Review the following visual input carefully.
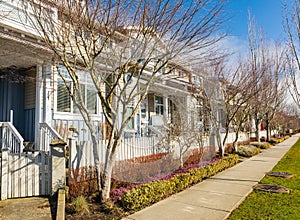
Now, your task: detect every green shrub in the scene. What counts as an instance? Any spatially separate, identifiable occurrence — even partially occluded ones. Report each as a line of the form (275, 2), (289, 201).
(121, 154), (239, 211)
(250, 142), (271, 149)
(237, 145), (261, 157)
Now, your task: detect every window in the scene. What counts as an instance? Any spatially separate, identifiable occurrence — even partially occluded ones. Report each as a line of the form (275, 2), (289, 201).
(74, 84), (97, 114)
(86, 85), (97, 113)
(155, 96), (164, 115)
(57, 80), (71, 112)
(56, 66), (98, 114)
(141, 98), (147, 119)
(126, 106), (134, 130)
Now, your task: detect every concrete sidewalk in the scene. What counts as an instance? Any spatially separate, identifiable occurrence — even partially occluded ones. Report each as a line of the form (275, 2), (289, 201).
(124, 134), (300, 220)
(0, 197), (53, 220)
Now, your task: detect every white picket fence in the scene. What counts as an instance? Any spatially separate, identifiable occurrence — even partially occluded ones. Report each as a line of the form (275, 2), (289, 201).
(68, 131), (253, 172)
(0, 150), (51, 200)
(220, 132), (249, 144)
(68, 136), (163, 170)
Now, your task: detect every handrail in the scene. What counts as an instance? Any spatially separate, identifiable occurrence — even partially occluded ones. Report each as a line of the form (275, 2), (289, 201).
(40, 122), (62, 139)
(39, 122), (64, 151)
(0, 122), (24, 154)
(147, 125), (167, 137)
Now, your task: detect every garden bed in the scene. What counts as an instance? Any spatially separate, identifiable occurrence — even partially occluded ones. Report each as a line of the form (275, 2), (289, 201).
(65, 154), (239, 219)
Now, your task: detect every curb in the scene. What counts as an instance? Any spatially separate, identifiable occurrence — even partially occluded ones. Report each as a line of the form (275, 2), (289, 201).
(56, 189), (65, 220)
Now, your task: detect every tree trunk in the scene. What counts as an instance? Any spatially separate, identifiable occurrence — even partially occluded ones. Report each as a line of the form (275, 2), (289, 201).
(255, 119), (260, 142)
(81, 118), (102, 196)
(91, 136), (102, 195)
(101, 135), (121, 200)
(233, 131), (239, 152)
(101, 154), (115, 200)
(222, 127), (229, 149)
(216, 129), (224, 157)
(179, 144), (184, 168)
(266, 118), (269, 142)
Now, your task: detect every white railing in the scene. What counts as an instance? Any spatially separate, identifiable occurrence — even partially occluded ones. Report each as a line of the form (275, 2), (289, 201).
(147, 125), (167, 137)
(39, 122), (63, 151)
(0, 0), (57, 38)
(0, 122), (24, 154)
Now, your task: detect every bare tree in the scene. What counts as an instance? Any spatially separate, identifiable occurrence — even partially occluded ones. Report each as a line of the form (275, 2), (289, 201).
(284, 0), (300, 109)
(243, 14), (288, 142)
(261, 44), (287, 141)
(24, 0), (226, 200)
(191, 72), (226, 157)
(272, 103), (300, 134)
(214, 58), (259, 152)
(251, 43), (287, 141)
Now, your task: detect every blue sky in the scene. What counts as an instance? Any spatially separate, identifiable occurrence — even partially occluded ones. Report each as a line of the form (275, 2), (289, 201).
(220, 0), (292, 64)
(224, 0), (290, 41)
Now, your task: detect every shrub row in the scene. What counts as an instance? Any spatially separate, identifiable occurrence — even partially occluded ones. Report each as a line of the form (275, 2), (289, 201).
(268, 135), (290, 144)
(237, 145), (261, 157)
(250, 142), (272, 149)
(269, 138), (284, 144)
(120, 154), (239, 211)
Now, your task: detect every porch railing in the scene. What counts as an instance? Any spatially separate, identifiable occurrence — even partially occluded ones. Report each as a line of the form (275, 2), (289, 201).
(0, 1), (57, 39)
(147, 125), (168, 137)
(0, 122), (24, 154)
(39, 122), (63, 151)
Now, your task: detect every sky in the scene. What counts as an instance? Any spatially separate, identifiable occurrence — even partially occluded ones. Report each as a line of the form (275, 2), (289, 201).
(224, 0), (290, 41)
(220, 0), (293, 66)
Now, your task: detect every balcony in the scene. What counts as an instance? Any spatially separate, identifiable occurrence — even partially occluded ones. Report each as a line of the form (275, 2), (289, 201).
(0, 0), (57, 39)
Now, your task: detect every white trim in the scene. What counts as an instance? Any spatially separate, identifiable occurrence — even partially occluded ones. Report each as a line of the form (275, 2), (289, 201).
(53, 67), (101, 118)
(53, 112), (102, 121)
(43, 62), (53, 124)
(35, 65), (43, 146)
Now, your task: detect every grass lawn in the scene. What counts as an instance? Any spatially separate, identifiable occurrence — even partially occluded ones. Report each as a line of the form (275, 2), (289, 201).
(228, 138), (300, 219)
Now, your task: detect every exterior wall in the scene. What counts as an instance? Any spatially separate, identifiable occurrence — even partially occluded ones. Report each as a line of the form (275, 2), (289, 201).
(51, 66), (103, 141)
(24, 68), (37, 141)
(0, 77), (26, 138)
(0, 75), (37, 142)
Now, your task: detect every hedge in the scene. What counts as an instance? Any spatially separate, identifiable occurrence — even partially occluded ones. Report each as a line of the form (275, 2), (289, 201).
(121, 154), (239, 211)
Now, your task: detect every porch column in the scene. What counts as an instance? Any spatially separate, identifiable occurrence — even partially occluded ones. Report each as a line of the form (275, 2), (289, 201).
(35, 64), (43, 148)
(163, 96), (169, 123)
(42, 62), (53, 125)
(186, 95), (192, 127)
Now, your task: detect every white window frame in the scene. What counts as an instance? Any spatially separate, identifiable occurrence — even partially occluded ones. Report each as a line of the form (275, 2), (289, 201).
(53, 67), (101, 120)
(155, 95), (164, 116)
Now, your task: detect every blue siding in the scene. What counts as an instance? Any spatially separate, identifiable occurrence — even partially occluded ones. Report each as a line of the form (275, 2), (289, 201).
(24, 108), (35, 141)
(0, 78), (35, 141)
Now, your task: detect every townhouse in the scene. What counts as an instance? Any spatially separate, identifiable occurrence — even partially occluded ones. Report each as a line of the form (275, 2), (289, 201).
(0, 0), (226, 154)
